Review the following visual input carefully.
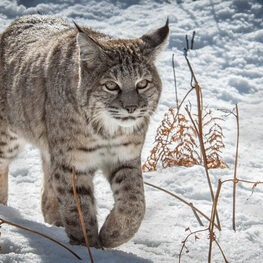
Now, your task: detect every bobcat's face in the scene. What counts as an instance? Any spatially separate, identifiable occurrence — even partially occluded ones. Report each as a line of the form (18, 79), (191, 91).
(77, 20), (169, 134)
(95, 58), (162, 129)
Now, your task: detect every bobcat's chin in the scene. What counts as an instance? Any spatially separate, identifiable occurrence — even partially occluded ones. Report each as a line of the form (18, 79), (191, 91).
(104, 113), (146, 134)
(113, 116), (141, 128)
(105, 108), (147, 129)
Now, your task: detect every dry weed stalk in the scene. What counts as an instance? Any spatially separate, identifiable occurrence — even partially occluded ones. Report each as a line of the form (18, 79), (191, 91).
(179, 227), (208, 263)
(183, 72), (221, 230)
(72, 167), (95, 263)
(0, 217), (81, 260)
(207, 179), (225, 262)
(232, 104), (239, 231)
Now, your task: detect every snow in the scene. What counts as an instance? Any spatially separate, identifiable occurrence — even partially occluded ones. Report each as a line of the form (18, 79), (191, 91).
(0, 0), (263, 262)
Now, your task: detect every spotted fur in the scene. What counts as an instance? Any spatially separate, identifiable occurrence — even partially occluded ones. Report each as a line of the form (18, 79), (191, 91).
(0, 15), (169, 248)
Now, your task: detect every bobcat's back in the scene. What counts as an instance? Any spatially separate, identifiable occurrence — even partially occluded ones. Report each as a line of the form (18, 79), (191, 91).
(0, 16), (80, 144)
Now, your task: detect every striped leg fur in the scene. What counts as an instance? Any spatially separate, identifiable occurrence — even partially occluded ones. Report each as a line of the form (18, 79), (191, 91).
(41, 155), (63, 226)
(0, 128), (22, 205)
(100, 161), (145, 248)
(50, 162), (100, 247)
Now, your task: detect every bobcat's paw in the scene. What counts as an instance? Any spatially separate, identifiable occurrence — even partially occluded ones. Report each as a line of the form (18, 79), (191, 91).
(99, 205), (144, 248)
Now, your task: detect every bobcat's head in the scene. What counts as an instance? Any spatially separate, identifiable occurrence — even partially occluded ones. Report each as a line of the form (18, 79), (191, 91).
(76, 20), (169, 135)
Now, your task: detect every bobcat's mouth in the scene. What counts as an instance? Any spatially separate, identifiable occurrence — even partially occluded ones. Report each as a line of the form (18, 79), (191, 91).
(111, 115), (143, 127)
(113, 116), (136, 121)
(103, 106), (149, 129)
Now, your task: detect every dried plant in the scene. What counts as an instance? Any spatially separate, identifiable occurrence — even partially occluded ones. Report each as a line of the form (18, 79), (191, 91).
(142, 68), (227, 172)
(142, 109), (202, 172)
(203, 110), (228, 169)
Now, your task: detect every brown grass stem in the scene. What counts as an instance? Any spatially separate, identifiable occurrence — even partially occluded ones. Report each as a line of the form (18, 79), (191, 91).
(208, 179), (223, 263)
(184, 54), (221, 231)
(190, 202), (204, 227)
(172, 53), (179, 110)
(232, 104), (239, 231)
(179, 228), (208, 263)
(214, 239), (229, 263)
(0, 217), (81, 260)
(72, 168), (95, 263)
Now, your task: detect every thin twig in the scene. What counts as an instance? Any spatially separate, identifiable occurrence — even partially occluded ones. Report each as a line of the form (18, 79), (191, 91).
(233, 104), (239, 231)
(144, 181), (219, 229)
(222, 178), (263, 185)
(172, 53), (179, 110)
(72, 168), (95, 263)
(179, 228), (208, 263)
(0, 217), (81, 260)
(208, 179), (223, 263)
(190, 203), (204, 227)
(177, 87), (195, 113)
(184, 54), (221, 231)
(185, 105), (200, 138)
(214, 239), (229, 263)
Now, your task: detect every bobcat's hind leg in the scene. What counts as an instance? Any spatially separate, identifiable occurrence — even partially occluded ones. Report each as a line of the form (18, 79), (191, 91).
(41, 153), (63, 227)
(0, 128), (22, 205)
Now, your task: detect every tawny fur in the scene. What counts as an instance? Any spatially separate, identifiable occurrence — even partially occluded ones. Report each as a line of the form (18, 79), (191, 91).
(0, 15), (169, 248)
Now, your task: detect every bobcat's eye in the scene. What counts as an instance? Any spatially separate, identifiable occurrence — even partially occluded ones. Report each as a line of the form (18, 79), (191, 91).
(136, 79), (149, 90)
(104, 81), (120, 92)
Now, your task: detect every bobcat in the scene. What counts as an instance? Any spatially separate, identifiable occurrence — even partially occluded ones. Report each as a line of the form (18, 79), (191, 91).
(0, 15), (169, 248)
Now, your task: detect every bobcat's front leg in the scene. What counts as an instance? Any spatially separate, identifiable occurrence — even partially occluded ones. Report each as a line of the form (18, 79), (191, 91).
(51, 163), (100, 247)
(100, 159), (145, 248)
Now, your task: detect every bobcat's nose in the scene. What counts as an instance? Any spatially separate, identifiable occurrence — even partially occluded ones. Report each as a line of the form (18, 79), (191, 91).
(125, 105), (137, 114)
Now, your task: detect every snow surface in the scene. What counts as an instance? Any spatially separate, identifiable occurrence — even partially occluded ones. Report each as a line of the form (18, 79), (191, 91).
(0, 0), (263, 262)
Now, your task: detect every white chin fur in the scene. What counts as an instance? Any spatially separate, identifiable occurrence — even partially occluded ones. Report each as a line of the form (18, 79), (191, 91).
(100, 111), (143, 135)
(115, 118), (138, 127)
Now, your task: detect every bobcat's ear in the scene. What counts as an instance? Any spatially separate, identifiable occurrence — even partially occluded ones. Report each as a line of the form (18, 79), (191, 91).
(140, 18), (169, 61)
(74, 22), (106, 66)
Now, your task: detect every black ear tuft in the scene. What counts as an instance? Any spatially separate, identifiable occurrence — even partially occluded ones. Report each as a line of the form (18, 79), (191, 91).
(140, 19), (169, 60)
(75, 23), (106, 67)
(73, 20), (84, 33)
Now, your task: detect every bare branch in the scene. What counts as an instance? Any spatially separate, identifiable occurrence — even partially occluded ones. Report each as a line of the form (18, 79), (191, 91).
(0, 217), (81, 260)
(172, 53), (179, 110)
(72, 168), (95, 263)
(208, 179), (223, 262)
(233, 104), (239, 231)
(179, 228), (208, 263)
